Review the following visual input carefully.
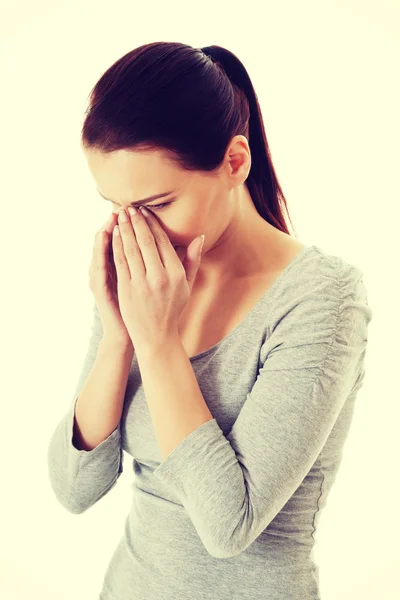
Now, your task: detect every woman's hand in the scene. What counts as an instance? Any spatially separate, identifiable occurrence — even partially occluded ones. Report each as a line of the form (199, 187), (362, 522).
(88, 211), (134, 349)
(112, 205), (204, 355)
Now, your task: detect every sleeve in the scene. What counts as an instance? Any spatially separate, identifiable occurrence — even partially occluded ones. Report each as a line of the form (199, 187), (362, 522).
(46, 302), (124, 515)
(152, 257), (373, 558)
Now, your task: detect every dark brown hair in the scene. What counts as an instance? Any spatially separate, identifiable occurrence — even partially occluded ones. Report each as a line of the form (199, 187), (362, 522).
(81, 42), (297, 237)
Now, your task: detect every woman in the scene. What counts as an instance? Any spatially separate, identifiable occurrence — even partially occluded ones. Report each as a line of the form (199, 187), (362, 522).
(47, 42), (373, 600)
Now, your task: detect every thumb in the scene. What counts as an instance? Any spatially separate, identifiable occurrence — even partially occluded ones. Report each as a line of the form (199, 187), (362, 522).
(181, 235), (205, 291)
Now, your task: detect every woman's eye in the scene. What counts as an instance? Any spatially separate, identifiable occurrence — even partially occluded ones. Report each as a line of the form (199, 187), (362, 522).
(147, 201), (171, 211)
(112, 201), (171, 212)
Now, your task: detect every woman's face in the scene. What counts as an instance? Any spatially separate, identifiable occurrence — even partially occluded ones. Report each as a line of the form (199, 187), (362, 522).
(83, 146), (228, 252)
(82, 137), (258, 284)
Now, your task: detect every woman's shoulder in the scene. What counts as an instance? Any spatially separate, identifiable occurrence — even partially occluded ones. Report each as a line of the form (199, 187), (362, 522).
(268, 241), (372, 322)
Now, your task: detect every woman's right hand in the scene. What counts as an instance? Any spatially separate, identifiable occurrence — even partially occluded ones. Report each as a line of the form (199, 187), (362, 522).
(88, 211), (134, 350)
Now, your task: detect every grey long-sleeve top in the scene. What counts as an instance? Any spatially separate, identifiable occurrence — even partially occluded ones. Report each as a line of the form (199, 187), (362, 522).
(47, 244), (373, 600)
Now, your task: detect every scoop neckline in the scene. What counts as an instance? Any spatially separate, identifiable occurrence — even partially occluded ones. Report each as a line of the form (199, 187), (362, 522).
(188, 244), (317, 362)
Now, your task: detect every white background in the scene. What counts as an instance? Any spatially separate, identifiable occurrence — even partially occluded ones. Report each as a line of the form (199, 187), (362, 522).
(1, 1), (398, 599)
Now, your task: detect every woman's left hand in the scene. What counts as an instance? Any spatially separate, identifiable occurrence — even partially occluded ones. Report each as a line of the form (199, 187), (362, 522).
(111, 205), (204, 353)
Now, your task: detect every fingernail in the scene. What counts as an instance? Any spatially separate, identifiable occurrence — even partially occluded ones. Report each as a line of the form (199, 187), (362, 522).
(119, 209), (128, 222)
(199, 234), (205, 255)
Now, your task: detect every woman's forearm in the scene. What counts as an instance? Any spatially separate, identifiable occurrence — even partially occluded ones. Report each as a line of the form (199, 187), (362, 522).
(72, 337), (134, 451)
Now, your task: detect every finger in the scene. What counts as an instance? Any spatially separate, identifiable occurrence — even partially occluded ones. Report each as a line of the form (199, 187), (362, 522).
(112, 224), (131, 281)
(117, 209), (147, 280)
(96, 213), (115, 275)
(137, 206), (178, 270)
(102, 212), (116, 256)
(101, 212), (118, 237)
(127, 207), (165, 277)
(88, 230), (105, 287)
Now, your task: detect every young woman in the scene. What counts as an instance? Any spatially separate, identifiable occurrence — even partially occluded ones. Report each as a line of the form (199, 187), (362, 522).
(47, 42), (373, 600)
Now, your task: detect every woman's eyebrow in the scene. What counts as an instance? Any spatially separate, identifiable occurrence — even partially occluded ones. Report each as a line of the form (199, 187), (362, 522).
(97, 190), (174, 207)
